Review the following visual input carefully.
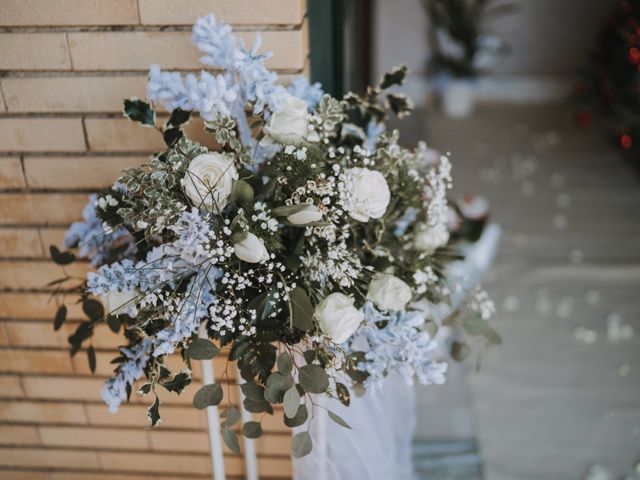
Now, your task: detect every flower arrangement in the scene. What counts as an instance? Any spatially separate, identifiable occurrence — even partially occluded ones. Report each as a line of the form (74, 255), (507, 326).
(48, 15), (498, 457)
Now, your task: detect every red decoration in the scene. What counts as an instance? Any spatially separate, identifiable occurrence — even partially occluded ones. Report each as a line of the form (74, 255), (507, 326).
(574, 109), (592, 128)
(621, 133), (633, 149)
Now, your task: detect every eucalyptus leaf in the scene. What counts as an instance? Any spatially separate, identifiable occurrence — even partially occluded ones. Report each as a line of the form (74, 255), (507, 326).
(222, 426), (241, 454)
(82, 299), (104, 321)
(221, 406), (241, 427)
(243, 397), (273, 414)
(187, 338), (219, 360)
(277, 351), (293, 375)
(327, 410), (351, 429)
(271, 204), (309, 217)
(87, 345), (96, 374)
(242, 421), (263, 439)
(240, 382), (265, 401)
(106, 314), (121, 333)
(283, 385), (301, 418)
(264, 372), (294, 403)
(49, 245), (75, 265)
(289, 287), (314, 331)
(291, 431), (313, 458)
(298, 364), (329, 394)
(284, 404), (308, 428)
(193, 383), (223, 409)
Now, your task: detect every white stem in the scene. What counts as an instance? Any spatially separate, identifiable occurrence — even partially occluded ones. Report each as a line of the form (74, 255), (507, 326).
(236, 365), (259, 480)
(199, 323), (226, 480)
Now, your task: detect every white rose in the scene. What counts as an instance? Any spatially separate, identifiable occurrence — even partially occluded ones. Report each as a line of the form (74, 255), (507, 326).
(344, 167), (391, 222)
(414, 223), (450, 253)
(315, 293), (364, 344)
(234, 232), (270, 263)
(366, 274), (412, 311)
(183, 153), (238, 212)
(100, 289), (138, 315)
(287, 205), (323, 225)
(264, 96), (309, 145)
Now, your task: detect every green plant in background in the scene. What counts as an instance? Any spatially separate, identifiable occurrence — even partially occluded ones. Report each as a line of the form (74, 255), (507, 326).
(422, 0), (512, 78)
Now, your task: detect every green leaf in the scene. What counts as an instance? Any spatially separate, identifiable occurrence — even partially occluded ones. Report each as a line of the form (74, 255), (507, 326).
(147, 395), (161, 427)
(291, 431), (313, 458)
(240, 382), (265, 401)
(233, 180), (254, 205)
(264, 372), (294, 403)
(298, 364), (329, 394)
(137, 383), (152, 396)
(53, 305), (67, 331)
(193, 383), (223, 409)
(123, 98), (156, 127)
(82, 299), (104, 322)
(289, 287), (314, 331)
(163, 127), (183, 147)
(336, 382), (350, 407)
(327, 410), (351, 429)
(271, 204), (309, 217)
(167, 108), (191, 127)
(379, 64), (408, 89)
(87, 345), (96, 374)
(451, 341), (470, 361)
(221, 406), (241, 427)
(222, 426), (241, 454)
(49, 245), (75, 265)
(106, 314), (121, 333)
(284, 404), (308, 428)
(386, 92), (413, 117)
(186, 338), (219, 360)
(243, 397), (273, 414)
(242, 421), (263, 439)
(161, 370), (192, 394)
(463, 316), (502, 345)
(283, 385), (301, 418)
(277, 351), (293, 375)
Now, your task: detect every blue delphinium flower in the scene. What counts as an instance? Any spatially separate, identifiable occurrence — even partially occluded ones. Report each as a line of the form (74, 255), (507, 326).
(101, 338), (152, 413)
(352, 302), (447, 388)
(64, 194), (136, 267)
(287, 76), (324, 110)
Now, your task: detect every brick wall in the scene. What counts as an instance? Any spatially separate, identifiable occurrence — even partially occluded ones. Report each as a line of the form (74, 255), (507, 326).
(0, 1), (308, 478)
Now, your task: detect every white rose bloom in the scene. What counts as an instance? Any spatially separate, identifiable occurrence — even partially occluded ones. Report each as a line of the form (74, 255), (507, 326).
(100, 289), (138, 315)
(234, 232), (270, 264)
(366, 274), (412, 311)
(183, 153), (238, 212)
(287, 205), (323, 225)
(264, 96), (309, 145)
(414, 223), (450, 253)
(344, 167), (391, 222)
(315, 293), (364, 344)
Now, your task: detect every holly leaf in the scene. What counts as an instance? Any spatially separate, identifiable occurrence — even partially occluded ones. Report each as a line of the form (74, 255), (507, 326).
(161, 370), (192, 394)
(147, 395), (161, 427)
(163, 127), (183, 147)
(379, 64), (408, 89)
(193, 383), (223, 409)
(298, 364), (329, 394)
(167, 108), (191, 127)
(123, 98), (156, 127)
(186, 338), (219, 360)
(53, 305), (67, 331)
(49, 245), (75, 265)
(291, 431), (313, 458)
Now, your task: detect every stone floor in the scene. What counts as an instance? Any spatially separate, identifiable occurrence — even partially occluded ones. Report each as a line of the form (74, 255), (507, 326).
(411, 105), (640, 480)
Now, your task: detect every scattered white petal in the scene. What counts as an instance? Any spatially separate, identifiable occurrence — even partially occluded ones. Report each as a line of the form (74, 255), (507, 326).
(557, 192), (571, 208)
(501, 295), (520, 312)
(569, 249), (584, 264)
(553, 214), (568, 230)
(574, 326), (598, 344)
(585, 289), (602, 306)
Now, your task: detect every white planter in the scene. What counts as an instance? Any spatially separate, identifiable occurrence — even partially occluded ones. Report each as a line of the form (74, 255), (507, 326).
(441, 79), (476, 119)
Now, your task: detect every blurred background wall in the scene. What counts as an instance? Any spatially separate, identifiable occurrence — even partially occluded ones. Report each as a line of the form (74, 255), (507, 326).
(0, 1), (307, 478)
(373, 0), (617, 103)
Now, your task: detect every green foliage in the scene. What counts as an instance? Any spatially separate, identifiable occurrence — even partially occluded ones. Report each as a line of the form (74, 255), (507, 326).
(288, 287), (314, 331)
(242, 421), (263, 439)
(291, 431), (313, 458)
(147, 394), (161, 427)
(328, 410), (351, 429)
(49, 245), (75, 265)
(123, 98), (156, 127)
(53, 305), (67, 331)
(283, 385), (301, 418)
(193, 383), (223, 409)
(186, 339), (219, 360)
(161, 370), (192, 394)
(298, 364), (329, 394)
